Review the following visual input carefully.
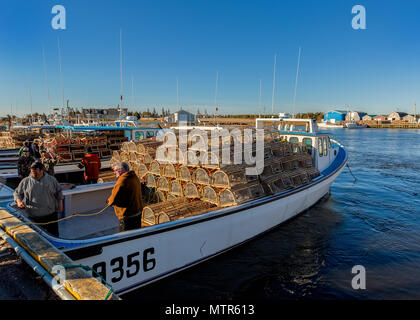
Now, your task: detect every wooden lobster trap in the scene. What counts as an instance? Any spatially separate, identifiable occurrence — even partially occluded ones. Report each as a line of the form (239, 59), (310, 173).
(157, 176), (170, 191)
(193, 168), (212, 185)
(149, 160), (162, 176)
(58, 152), (73, 162)
(136, 163), (149, 179)
(202, 186), (219, 205)
(112, 150), (121, 161)
(177, 165), (192, 182)
(232, 181), (265, 203)
(281, 155), (300, 171)
(163, 163), (177, 179)
(120, 141), (130, 153)
(72, 150), (85, 161)
(156, 200), (215, 225)
(145, 173), (157, 188)
(155, 188), (167, 202)
(297, 153), (313, 168)
(287, 169), (309, 187)
(261, 173), (288, 195)
(142, 197), (186, 226)
(304, 167), (320, 180)
(212, 165), (247, 189)
(259, 157), (283, 181)
(169, 180), (184, 197)
(183, 182), (200, 199)
(127, 141), (137, 153)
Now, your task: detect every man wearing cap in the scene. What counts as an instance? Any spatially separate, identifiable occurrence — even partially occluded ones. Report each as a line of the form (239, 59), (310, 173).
(14, 162), (64, 237)
(107, 161), (143, 232)
(17, 147), (35, 179)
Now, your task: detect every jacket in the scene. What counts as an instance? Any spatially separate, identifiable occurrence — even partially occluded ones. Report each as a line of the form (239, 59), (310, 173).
(107, 170), (143, 220)
(80, 153), (101, 180)
(17, 156), (35, 178)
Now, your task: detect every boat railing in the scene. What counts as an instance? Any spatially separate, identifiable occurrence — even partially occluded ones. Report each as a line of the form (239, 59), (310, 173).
(330, 138), (344, 148)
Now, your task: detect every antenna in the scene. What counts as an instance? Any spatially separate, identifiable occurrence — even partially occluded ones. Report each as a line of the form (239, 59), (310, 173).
(57, 36), (65, 110)
(42, 46), (51, 112)
(271, 53), (277, 115)
(259, 79), (262, 116)
(292, 47), (302, 118)
(120, 28), (124, 119)
(131, 76), (134, 110)
(29, 86), (32, 125)
(176, 77), (179, 108)
(215, 71), (219, 126)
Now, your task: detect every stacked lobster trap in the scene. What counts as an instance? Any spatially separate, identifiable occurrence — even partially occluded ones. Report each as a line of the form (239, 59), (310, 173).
(110, 129), (321, 227)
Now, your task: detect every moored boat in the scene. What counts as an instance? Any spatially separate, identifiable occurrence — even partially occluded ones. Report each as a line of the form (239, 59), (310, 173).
(1, 117), (347, 295)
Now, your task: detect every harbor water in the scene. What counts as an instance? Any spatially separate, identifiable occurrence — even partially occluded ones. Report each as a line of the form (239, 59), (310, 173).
(124, 128), (420, 300)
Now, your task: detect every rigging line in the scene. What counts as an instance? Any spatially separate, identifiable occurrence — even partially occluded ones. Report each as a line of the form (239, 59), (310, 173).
(346, 163), (357, 182)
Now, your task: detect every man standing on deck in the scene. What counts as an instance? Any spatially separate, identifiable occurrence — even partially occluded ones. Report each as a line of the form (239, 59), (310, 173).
(107, 162), (143, 232)
(17, 147), (35, 179)
(41, 149), (58, 176)
(13, 162), (64, 237)
(78, 147), (101, 184)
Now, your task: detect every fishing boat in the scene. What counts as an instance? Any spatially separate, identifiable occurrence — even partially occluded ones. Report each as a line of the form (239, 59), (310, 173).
(317, 121), (344, 129)
(0, 117), (347, 296)
(344, 122), (367, 129)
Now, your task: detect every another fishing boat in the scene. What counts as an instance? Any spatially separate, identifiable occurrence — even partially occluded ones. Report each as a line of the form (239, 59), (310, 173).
(344, 122), (367, 129)
(1, 117), (347, 296)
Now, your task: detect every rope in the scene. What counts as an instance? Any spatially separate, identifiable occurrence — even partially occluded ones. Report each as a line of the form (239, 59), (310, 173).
(11, 204), (111, 230)
(54, 263), (114, 300)
(346, 163), (357, 182)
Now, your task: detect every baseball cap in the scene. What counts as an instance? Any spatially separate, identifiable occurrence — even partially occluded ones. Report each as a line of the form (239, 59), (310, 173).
(30, 162), (45, 170)
(23, 147), (30, 152)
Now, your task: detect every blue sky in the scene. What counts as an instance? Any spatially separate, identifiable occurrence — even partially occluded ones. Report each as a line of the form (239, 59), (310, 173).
(1, 0), (420, 117)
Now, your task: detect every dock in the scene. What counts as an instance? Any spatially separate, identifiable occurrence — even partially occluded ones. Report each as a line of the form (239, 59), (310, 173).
(0, 209), (120, 300)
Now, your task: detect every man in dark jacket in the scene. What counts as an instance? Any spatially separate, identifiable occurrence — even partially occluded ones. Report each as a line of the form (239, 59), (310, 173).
(17, 148), (35, 179)
(78, 147), (101, 184)
(107, 162), (143, 232)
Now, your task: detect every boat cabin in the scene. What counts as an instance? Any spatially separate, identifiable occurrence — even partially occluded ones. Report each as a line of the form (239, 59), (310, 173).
(256, 118), (339, 172)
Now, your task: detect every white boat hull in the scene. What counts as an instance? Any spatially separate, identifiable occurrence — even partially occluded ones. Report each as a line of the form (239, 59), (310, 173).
(65, 156), (346, 295)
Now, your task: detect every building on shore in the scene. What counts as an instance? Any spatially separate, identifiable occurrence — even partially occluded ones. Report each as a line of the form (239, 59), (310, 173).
(402, 114), (417, 123)
(173, 109), (196, 123)
(82, 108), (128, 121)
(345, 111), (367, 122)
(373, 115), (387, 122)
(387, 112), (408, 121)
(362, 114), (377, 121)
(323, 110), (347, 123)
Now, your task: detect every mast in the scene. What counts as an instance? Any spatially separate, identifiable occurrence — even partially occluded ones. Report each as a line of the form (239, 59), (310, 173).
(259, 79), (262, 116)
(120, 28), (124, 119)
(176, 77), (179, 108)
(57, 36), (64, 111)
(292, 47), (302, 118)
(214, 71), (219, 126)
(271, 53), (277, 115)
(42, 46), (51, 113)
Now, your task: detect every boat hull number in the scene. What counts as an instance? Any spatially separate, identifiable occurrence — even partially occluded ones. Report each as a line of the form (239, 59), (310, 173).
(92, 247), (156, 284)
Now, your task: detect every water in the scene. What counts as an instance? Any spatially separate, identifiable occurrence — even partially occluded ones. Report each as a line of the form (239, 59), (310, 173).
(124, 129), (420, 300)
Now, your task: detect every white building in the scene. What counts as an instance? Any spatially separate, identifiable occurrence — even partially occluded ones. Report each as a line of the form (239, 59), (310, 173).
(173, 109), (196, 123)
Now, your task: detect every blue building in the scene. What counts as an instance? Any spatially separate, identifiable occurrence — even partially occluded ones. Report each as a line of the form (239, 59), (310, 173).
(323, 110), (347, 123)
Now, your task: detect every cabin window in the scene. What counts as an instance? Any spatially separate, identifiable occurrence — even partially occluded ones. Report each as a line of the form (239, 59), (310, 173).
(323, 137), (328, 156)
(146, 131), (155, 138)
(327, 137), (332, 149)
(318, 138), (323, 157)
(303, 138), (312, 155)
(135, 131), (144, 141)
(289, 137), (299, 144)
